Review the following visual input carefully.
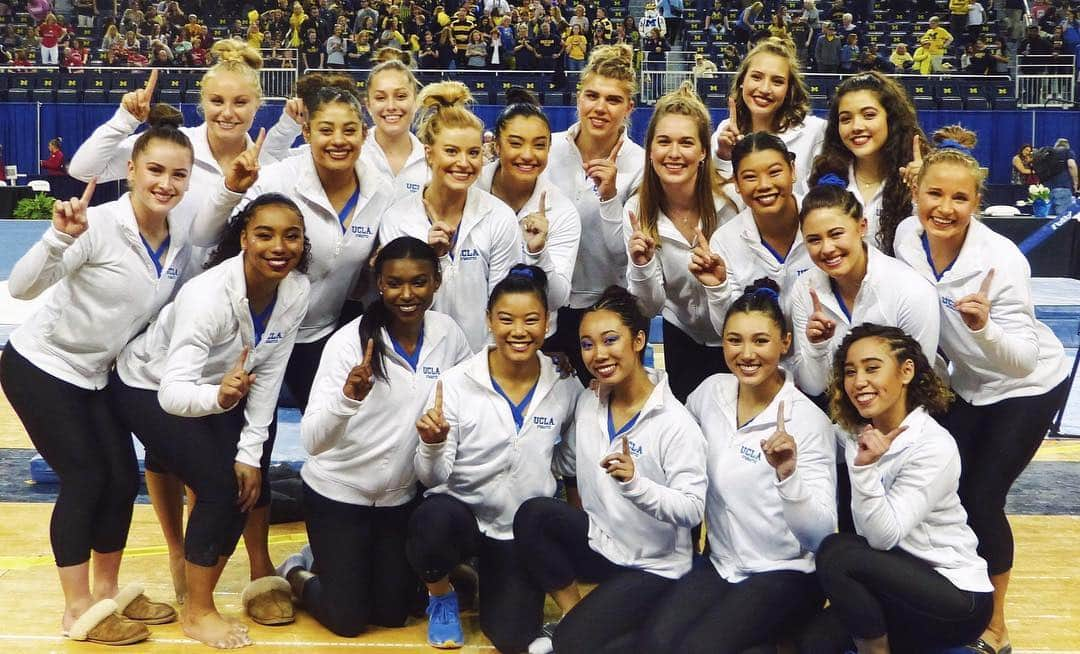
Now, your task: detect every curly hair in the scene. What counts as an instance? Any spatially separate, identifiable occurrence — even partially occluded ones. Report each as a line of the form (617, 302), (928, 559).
(295, 71), (365, 124)
(730, 40), (811, 135)
(809, 72), (927, 255)
(828, 323), (953, 432)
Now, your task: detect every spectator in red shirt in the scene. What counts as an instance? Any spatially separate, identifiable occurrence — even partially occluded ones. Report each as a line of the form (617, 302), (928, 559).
(62, 45), (84, 69)
(37, 12), (65, 65)
(41, 137), (65, 175)
(189, 36), (208, 65)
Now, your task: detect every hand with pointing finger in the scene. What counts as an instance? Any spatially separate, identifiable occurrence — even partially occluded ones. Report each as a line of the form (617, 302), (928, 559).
(688, 227), (727, 287)
(628, 210), (656, 266)
(955, 269), (994, 332)
(714, 96), (743, 162)
(417, 381), (451, 444)
(343, 339), (376, 401)
(899, 134), (925, 192)
(218, 347), (256, 410)
(600, 434), (635, 482)
(423, 197), (456, 258)
(120, 68), (158, 122)
(52, 177), (97, 239)
(521, 190), (550, 254)
(761, 402), (797, 481)
(853, 422), (909, 466)
(224, 127), (266, 194)
(284, 96), (306, 125)
(806, 288), (836, 344)
(583, 138), (623, 202)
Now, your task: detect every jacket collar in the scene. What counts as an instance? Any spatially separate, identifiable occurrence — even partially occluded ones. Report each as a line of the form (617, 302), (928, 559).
(713, 371), (797, 431)
(894, 215), (987, 286)
(596, 368), (676, 429)
(463, 347), (561, 406)
(221, 253), (307, 349)
(294, 153), (386, 220)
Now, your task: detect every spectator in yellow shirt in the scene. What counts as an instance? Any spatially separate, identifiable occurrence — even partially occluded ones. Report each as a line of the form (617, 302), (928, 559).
(913, 36), (934, 73)
(948, 0), (970, 45)
(890, 43), (914, 70)
(565, 23), (588, 71)
(923, 16), (953, 70)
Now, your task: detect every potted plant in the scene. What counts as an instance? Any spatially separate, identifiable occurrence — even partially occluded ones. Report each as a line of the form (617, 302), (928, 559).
(1029, 184), (1051, 218)
(13, 192), (57, 220)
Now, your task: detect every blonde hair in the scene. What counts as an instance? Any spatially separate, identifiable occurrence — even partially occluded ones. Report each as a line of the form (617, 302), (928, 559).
(414, 81), (484, 146)
(580, 44), (637, 97)
(638, 81), (728, 244)
(202, 39), (264, 102)
(919, 125), (986, 197)
(368, 48), (420, 98)
(731, 40), (810, 134)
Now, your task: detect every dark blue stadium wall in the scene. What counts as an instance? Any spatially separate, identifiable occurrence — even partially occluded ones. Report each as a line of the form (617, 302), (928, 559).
(1, 102), (1074, 186)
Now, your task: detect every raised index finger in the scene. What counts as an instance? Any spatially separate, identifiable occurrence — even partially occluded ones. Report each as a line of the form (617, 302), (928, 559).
(727, 96), (739, 133)
(776, 401), (785, 431)
(144, 67), (159, 96)
(80, 177), (97, 206)
(621, 434), (629, 456)
(978, 269), (995, 296)
(538, 191), (547, 218)
(251, 126), (267, 155)
(434, 380), (443, 413)
(809, 287), (823, 314)
(629, 210), (641, 233)
(912, 134), (923, 164)
(693, 226), (708, 251)
(362, 338), (375, 366)
(608, 138), (623, 162)
(236, 346), (250, 370)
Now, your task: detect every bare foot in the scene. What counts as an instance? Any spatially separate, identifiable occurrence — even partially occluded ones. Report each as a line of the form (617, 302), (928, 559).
(182, 609), (252, 649)
(169, 553), (188, 605)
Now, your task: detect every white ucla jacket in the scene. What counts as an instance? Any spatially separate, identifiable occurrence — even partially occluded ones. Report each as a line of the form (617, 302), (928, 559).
(711, 115), (827, 196)
(704, 204), (813, 335)
(477, 160), (582, 330)
(194, 153), (394, 343)
(543, 123), (646, 308)
(9, 194), (189, 389)
(790, 246), (940, 397)
(845, 407), (993, 593)
(686, 374), (836, 582)
(378, 185), (523, 352)
(116, 254), (309, 468)
(619, 192), (740, 346)
(68, 105), (298, 227)
(575, 370), (707, 579)
(894, 216), (1068, 405)
(300, 311), (472, 507)
(414, 349), (581, 540)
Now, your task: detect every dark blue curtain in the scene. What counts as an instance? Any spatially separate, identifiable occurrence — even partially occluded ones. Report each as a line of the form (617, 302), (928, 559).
(0, 103), (1060, 186)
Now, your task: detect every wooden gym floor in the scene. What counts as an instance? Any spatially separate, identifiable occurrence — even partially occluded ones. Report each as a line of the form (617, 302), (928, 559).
(1, 387), (1078, 652)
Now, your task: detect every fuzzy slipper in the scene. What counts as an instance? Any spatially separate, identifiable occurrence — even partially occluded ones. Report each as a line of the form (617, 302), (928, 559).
(64, 599), (150, 645)
(241, 576), (294, 626)
(114, 582), (177, 625)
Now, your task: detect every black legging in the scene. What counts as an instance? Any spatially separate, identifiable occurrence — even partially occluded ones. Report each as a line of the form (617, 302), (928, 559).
(639, 560), (823, 654)
(300, 482), (416, 637)
(661, 319), (728, 403)
(406, 493), (544, 653)
(0, 344), (138, 567)
(282, 333), (332, 412)
(107, 374), (250, 567)
(942, 379), (1069, 576)
(798, 533), (992, 652)
(513, 497), (676, 654)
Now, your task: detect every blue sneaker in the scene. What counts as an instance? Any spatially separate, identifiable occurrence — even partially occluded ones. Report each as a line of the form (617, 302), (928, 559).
(426, 591), (464, 649)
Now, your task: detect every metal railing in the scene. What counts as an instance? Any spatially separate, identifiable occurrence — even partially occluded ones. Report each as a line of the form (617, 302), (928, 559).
(1016, 55), (1076, 107)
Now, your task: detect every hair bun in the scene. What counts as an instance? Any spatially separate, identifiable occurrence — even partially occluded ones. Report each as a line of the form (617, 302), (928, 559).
(745, 277), (781, 298)
(505, 87), (540, 107)
(147, 103), (184, 130)
(210, 38), (263, 70)
(374, 46), (412, 66)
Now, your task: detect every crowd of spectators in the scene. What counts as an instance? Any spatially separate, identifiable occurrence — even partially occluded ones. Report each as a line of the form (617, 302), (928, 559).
(0, 0), (1076, 76)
